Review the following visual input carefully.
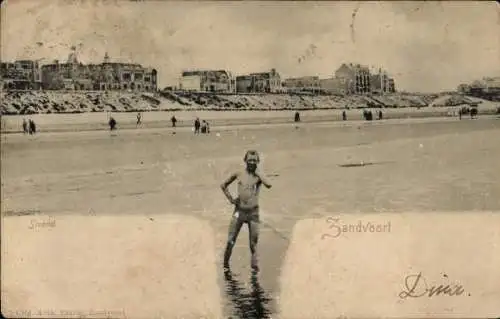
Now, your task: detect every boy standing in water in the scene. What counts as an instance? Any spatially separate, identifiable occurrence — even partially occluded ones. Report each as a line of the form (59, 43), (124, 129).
(220, 150), (272, 272)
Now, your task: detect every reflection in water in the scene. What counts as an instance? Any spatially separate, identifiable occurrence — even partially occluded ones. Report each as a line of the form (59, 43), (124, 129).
(224, 269), (272, 319)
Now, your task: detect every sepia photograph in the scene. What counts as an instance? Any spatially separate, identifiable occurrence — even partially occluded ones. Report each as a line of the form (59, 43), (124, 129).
(1, 1), (500, 318)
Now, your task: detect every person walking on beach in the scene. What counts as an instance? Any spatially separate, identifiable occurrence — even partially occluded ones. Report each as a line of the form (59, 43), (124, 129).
(171, 115), (177, 128)
(367, 110), (373, 121)
(220, 150), (272, 272)
(378, 110), (383, 120)
(32, 119), (37, 134)
(471, 107), (477, 119)
(294, 111), (301, 129)
(136, 112), (142, 127)
(109, 116), (117, 131)
(201, 120), (208, 134)
(342, 110), (347, 121)
(22, 118), (28, 134)
(28, 119), (36, 135)
(294, 111), (301, 123)
(194, 118), (201, 134)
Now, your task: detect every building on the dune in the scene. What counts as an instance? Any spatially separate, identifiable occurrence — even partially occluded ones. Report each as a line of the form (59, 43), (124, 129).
(334, 63), (372, 95)
(319, 78), (347, 95)
(41, 50), (158, 92)
(235, 69), (282, 93)
(283, 76), (321, 93)
(387, 78), (395, 93)
(281, 65), (396, 96)
(235, 75), (253, 93)
(95, 53), (158, 92)
(458, 77), (500, 94)
(250, 69), (282, 93)
(0, 59), (42, 90)
(457, 83), (471, 94)
(468, 79), (487, 95)
(179, 70), (235, 93)
(370, 69), (396, 94)
(458, 76), (500, 101)
(482, 77), (500, 94)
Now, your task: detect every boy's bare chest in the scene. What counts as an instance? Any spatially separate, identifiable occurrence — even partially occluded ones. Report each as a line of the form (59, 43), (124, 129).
(237, 174), (260, 189)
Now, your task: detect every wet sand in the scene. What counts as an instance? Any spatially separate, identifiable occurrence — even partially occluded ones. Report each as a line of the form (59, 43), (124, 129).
(2, 215), (222, 319)
(2, 117), (500, 318)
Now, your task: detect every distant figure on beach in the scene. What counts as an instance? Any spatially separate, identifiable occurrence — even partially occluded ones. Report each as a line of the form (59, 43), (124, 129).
(378, 110), (383, 120)
(136, 112), (142, 126)
(201, 120), (209, 134)
(28, 119), (36, 134)
(363, 109), (373, 121)
(109, 117), (117, 131)
(342, 110), (347, 121)
(171, 115), (177, 127)
(294, 111), (301, 123)
(22, 118), (28, 134)
(459, 108), (462, 120)
(220, 150), (272, 272)
(470, 107), (478, 119)
(205, 121), (210, 134)
(194, 118), (201, 134)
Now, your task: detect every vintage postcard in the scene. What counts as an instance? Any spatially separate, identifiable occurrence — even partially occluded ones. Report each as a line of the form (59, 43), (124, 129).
(1, 1), (499, 318)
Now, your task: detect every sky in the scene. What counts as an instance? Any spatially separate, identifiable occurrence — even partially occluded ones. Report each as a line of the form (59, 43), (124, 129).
(1, 0), (499, 92)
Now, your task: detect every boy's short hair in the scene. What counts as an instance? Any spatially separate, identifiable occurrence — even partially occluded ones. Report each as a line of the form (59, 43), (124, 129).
(244, 150), (260, 162)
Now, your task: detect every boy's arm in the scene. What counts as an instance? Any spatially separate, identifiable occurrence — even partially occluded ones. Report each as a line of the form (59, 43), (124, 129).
(220, 173), (238, 203)
(256, 172), (272, 189)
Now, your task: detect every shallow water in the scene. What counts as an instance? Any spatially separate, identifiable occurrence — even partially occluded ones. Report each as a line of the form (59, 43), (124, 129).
(223, 270), (272, 319)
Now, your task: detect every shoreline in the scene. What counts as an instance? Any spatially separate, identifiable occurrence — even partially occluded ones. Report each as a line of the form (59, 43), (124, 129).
(1, 112), (498, 136)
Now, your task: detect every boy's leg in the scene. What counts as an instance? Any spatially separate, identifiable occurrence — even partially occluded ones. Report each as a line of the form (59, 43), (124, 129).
(224, 210), (243, 268)
(248, 209), (260, 271)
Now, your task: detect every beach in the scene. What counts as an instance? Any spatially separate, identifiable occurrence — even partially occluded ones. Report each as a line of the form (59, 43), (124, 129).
(2, 116), (500, 318)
